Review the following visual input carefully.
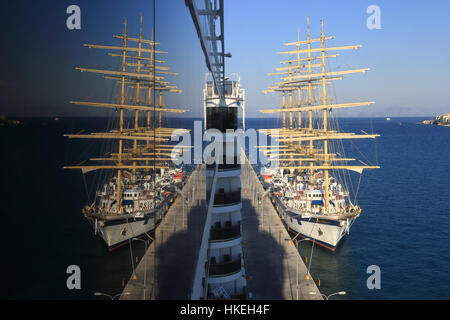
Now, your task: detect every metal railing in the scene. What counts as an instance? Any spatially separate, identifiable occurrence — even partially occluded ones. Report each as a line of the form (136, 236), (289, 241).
(206, 156), (241, 171)
(210, 223), (241, 241)
(209, 255), (242, 277)
(213, 190), (241, 206)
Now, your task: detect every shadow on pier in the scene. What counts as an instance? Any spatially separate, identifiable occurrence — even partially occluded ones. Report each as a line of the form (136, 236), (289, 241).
(122, 163), (321, 300)
(121, 167), (208, 300)
(240, 198), (286, 299)
(153, 199), (207, 299)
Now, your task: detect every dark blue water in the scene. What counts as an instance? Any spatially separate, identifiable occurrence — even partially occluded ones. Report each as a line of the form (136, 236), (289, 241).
(0, 116), (199, 300)
(1, 117), (449, 299)
(247, 117), (450, 300)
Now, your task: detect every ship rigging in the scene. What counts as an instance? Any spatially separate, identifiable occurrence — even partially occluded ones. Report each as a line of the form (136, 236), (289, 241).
(259, 18), (379, 251)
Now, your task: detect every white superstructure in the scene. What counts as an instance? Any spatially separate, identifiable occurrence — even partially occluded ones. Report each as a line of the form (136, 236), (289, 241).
(192, 77), (247, 299)
(261, 168), (360, 251)
(83, 169), (186, 250)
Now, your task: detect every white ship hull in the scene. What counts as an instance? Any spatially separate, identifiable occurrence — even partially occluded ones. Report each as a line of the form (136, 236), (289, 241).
(86, 193), (176, 250)
(272, 196), (356, 251)
(91, 214), (157, 251)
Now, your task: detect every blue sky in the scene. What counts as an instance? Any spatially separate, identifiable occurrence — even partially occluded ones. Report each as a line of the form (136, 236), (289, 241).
(1, 0), (449, 117)
(224, 0), (450, 117)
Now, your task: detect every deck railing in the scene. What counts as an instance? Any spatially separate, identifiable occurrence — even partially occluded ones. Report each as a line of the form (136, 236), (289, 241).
(210, 222), (241, 241)
(209, 254), (242, 277)
(206, 156), (241, 171)
(213, 189), (241, 206)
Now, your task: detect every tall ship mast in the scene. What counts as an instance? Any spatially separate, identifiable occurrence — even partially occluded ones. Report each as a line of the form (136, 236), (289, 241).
(64, 16), (189, 250)
(259, 18), (379, 251)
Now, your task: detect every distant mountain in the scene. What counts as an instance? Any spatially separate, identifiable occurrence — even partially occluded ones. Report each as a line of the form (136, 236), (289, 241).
(333, 105), (440, 118)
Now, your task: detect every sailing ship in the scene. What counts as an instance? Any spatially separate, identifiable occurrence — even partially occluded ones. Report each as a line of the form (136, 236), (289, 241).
(64, 16), (189, 250)
(258, 18), (379, 251)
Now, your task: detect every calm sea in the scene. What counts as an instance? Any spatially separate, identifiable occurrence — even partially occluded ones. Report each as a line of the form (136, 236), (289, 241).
(1, 116), (449, 299)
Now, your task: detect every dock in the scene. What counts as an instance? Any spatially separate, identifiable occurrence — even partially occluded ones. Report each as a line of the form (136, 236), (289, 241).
(121, 160), (321, 300)
(240, 161), (322, 300)
(121, 165), (207, 300)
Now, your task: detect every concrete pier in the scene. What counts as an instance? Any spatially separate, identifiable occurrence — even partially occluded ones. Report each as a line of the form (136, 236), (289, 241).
(121, 165), (207, 300)
(121, 160), (321, 300)
(240, 161), (322, 300)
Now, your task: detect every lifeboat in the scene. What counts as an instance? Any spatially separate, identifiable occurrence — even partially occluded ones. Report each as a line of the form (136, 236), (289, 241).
(173, 172), (184, 182)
